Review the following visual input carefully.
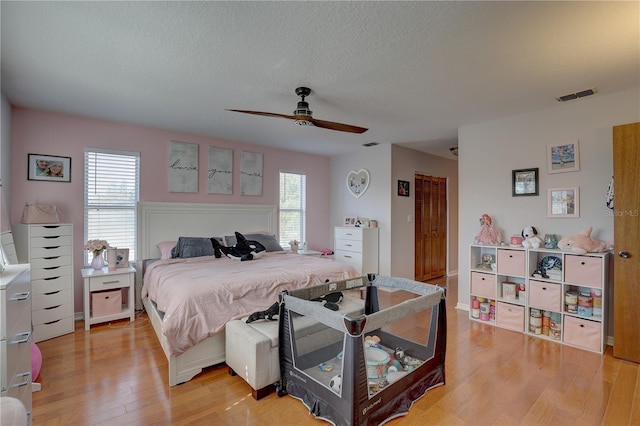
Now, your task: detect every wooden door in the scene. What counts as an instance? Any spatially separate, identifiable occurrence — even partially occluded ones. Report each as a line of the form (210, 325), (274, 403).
(613, 122), (640, 363)
(415, 174), (447, 281)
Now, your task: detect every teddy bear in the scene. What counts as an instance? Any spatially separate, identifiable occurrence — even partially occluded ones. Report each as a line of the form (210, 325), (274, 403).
(521, 226), (543, 249)
(557, 227), (612, 254)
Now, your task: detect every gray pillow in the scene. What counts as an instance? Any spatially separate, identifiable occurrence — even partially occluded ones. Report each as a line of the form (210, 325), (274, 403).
(171, 237), (216, 258)
(224, 233), (283, 252)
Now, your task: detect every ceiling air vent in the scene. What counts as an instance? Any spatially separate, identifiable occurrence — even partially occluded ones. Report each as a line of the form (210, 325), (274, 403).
(556, 88), (596, 102)
(362, 142), (379, 147)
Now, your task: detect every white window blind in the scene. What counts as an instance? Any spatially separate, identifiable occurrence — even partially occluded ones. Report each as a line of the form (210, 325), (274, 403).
(84, 149), (140, 265)
(279, 172), (306, 248)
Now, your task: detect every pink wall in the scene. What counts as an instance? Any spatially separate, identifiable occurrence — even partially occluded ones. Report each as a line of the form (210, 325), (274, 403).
(9, 107), (332, 311)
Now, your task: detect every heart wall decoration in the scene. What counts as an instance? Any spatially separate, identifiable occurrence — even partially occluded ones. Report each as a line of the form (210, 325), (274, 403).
(346, 169), (370, 198)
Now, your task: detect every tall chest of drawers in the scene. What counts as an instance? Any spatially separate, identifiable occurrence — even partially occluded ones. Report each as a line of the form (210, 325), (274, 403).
(1, 264), (32, 424)
(333, 226), (379, 274)
(12, 224), (75, 342)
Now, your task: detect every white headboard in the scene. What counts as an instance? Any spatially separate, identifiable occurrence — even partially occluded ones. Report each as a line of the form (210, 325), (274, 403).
(137, 202), (278, 261)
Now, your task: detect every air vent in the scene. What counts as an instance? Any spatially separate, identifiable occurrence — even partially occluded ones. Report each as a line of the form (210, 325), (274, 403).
(556, 88), (596, 102)
(362, 142), (379, 147)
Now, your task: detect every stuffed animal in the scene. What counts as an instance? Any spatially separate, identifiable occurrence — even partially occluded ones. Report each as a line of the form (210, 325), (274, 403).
(311, 291), (344, 311)
(246, 301), (279, 323)
(212, 232), (266, 261)
(474, 214), (502, 245)
(521, 226), (543, 249)
(557, 227), (612, 254)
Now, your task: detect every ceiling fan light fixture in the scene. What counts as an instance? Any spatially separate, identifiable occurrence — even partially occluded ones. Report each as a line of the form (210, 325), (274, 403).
(294, 119), (314, 126)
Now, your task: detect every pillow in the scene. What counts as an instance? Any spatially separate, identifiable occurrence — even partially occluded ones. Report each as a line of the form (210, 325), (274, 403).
(156, 241), (177, 260)
(224, 233), (283, 252)
(171, 237), (216, 259)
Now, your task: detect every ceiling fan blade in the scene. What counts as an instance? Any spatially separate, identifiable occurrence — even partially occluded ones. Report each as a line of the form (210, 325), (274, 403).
(309, 117), (368, 134)
(226, 109), (298, 120)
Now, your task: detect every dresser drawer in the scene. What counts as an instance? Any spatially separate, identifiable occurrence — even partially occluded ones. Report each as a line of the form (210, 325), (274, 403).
(30, 264), (72, 281)
(32, 303), (73, 326)
(5, 328), (31, 390)
(89, 273), (133, 292)
(497, 249), (526, 276)
(335, 238), (363, 253)
(32, 275), (72, 295)
(30, 254), (72, 270)
(564, 255), (603, 288)
(563, 316), (602, 352)
(5, 353), (31, 399)
(496, 302), (525, 332)
(32, 288), (73, 310)
(30, 245), (72, 259)
(334, 250), (362, 269)
(470, 272), (496, 298)
(529, 280), (562, 312)
(335, 227), (363, 241)
(29, 235), (72, 250)
(33, 316), (74, 342)
(1, 278), (31, 341)
(27, 224), (72, 238)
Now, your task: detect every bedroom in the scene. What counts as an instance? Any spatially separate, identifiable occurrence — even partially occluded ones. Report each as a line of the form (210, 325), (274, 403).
(1, 1), (639, 425)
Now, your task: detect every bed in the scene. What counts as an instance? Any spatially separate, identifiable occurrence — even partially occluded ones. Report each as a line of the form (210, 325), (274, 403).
(137, 202), (359, 386)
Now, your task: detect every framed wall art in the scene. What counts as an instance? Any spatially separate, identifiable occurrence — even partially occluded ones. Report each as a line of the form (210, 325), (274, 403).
(397, 180), (410, 197)
(512, 168), (539, 196)
(169, 141), (199, 193)
(240, 151), (263, 196)
(28, 154), (71, 182)
(115, 248), (130, 268)
(547, 141), (580, 174)
(207, 146), (233, 194)
(548, 187), (580, 218)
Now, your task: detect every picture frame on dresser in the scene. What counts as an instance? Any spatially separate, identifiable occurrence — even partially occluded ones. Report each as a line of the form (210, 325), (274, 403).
(115, 248), (130, 268)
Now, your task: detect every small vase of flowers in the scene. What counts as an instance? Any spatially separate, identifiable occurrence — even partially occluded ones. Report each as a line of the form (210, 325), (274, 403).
(85, 239), (110, 270)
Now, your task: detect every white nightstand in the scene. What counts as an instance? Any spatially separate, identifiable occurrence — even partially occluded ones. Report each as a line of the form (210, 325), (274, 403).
(82, 266), (136, 330)
(297, 249), (322, 257)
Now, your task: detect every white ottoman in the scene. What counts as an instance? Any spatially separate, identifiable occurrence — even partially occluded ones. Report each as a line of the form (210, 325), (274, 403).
(225, 297), (364, 400)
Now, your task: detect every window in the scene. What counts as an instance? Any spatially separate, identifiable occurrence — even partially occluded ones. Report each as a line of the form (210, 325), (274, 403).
(279, 172), (306, 248)
(84, 149), (140, 265)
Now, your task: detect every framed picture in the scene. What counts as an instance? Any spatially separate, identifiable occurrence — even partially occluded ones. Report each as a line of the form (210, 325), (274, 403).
(512, 168), (539, 196)
(28, 154), (71, 182)
(548, 187), (580, 218)
(115, 248), (130, 268)
(343, 217), (356, 226)
(547, 141), (580, 174)
(398, 180), (410, 197)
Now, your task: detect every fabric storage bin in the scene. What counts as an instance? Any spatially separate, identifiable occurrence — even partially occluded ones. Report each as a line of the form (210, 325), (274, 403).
(92, 289), (122, 317)
(496, 301), (525, 332)
(497, 249), (526, 276)
(471, 272), (496, 298)
(528, 280), (562, 312)
(563, 316), (602, 353)
(564, 255), (603, 288)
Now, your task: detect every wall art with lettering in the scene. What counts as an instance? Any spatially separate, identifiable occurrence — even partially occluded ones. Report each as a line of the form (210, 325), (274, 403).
(208, 146), (233, 194)
(169, 141), (198, 193)
(240, 151), (263, 196)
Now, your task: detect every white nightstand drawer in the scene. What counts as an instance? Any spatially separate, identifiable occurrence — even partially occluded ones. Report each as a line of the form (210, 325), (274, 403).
(27, 225), (72, 238)
(335, 238), (363, 253)
(30, 265), (72, 281)
(89, 273), (133, 292)
(334, 227), (363, 241)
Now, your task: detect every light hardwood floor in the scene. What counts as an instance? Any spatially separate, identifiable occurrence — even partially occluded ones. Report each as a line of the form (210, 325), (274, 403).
(32, 276), (639, 425)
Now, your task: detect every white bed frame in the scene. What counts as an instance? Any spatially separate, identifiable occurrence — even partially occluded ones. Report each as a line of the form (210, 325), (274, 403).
(137, 201), (278, 386)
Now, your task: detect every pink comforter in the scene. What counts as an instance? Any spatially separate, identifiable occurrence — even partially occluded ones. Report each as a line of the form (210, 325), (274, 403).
(141, 252), (359, 355)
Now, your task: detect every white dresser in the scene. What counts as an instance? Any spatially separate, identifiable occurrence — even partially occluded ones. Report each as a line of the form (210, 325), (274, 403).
(333, 226), (379, 274)
(1, 264), (32, 425)
(12, 224), (74, 342)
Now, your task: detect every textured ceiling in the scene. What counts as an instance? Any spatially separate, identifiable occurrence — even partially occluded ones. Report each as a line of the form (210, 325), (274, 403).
(1, 1), (639, 159)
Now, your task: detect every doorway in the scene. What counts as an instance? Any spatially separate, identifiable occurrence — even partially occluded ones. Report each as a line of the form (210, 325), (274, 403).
(414, 174), (447, 281)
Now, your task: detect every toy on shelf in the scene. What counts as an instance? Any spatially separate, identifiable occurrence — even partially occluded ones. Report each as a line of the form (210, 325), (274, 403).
(474, 214), (502, 245)
(521, 226), (543, 249)
(557, 227), (613, 254)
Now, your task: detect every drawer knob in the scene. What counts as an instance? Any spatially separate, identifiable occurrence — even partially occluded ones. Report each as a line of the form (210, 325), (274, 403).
(11, 331), (31, 344)
(581, 261), (586, 265)
(103, 280), (120, 285)
(11, 291), (30, 301)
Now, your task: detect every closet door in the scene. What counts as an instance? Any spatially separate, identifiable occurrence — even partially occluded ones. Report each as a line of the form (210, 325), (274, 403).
(414, 174), (447, 281)
(613, 122), (640, 363)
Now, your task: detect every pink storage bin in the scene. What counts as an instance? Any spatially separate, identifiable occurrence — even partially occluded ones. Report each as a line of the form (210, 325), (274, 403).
(471, 272), (496, 298)
(92, 289), (122, 317)
(497, 249), (526, 276)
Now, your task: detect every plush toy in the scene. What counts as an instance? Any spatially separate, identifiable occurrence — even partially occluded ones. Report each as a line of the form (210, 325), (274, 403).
(521, 226), (543, 249)
(557, 227), (612, 254)
(474, 214), (502, 245)
(246, 301), (279, 323)
(212, 232), (266, 261)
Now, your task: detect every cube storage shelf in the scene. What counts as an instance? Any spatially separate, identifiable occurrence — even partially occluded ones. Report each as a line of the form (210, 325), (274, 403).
(469, 244), (610, 354)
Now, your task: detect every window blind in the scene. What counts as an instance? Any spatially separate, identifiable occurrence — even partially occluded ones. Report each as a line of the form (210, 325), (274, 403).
(279, 172), (306, 248)
(84, 149), (140, 264)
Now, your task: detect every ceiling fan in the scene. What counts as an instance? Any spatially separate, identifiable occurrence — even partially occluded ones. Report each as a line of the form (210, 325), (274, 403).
(226, 87), (368, 134)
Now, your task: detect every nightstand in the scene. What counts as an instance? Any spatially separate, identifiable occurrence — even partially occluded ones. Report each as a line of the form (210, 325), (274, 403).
(297, 249), (322, 257)
(82, 266), (135, 330)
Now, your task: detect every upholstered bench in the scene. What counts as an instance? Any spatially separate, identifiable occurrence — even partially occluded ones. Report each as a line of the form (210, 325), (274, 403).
(225, 296), (364, 400)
